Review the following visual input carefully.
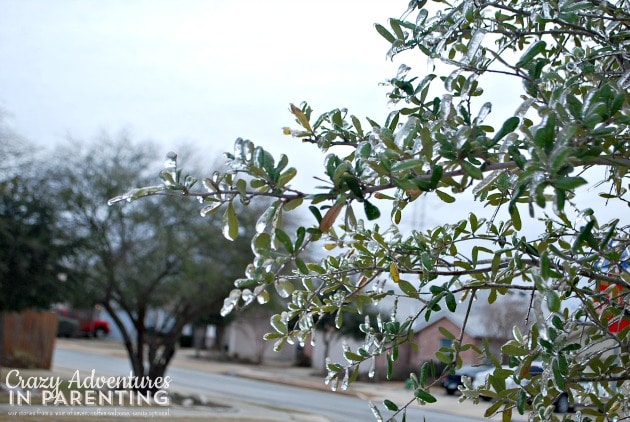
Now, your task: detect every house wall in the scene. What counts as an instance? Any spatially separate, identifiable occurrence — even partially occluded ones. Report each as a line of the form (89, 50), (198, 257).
(226, 316), (295, 364)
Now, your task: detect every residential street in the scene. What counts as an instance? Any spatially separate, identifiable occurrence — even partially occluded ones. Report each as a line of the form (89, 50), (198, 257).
(44, 339), (513, 421)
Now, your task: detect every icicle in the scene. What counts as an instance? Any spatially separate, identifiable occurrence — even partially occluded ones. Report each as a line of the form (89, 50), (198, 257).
(368, 356), (376, 378)
(340, 369), (350, 391)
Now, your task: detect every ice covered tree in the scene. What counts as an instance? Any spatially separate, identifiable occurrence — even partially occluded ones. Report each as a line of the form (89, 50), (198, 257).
(112, 0), (629, 419)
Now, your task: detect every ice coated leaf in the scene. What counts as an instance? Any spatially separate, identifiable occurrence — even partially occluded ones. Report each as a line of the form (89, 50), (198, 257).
(414, 389), (437, 403)
(270, 314), (288, 335)
(374, 23), (396, 43)
(164, 151), (177, 170)
(200, 200), (222, 217)
(256, 202), (278, 233)
(464, 29), (486, 63)
(290, 103), (312, 131)
(222, 202), (239, 241)
(368, 401), (384, 422)
(383, 399), (398, 411)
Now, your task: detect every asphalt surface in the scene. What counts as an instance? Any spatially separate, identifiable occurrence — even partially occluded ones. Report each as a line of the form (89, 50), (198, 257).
(5, 338), (504, 421)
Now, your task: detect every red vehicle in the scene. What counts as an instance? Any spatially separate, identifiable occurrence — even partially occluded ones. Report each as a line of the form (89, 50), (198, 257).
(57, 308), (110, 338)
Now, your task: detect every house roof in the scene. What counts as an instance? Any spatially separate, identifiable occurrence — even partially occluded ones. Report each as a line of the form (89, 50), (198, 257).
(411, 307), (491, 338)
(410, 289), (529, 338)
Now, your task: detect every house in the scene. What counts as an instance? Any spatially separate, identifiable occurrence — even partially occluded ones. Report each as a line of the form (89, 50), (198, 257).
(408, 308), (503, 367)
(369, 293), (530, 380)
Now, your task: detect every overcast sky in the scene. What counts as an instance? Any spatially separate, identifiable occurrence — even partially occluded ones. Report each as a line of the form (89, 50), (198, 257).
(0, 1), (407, 168)
(1, 0), (621, 233)
(0, 0), (459, 228)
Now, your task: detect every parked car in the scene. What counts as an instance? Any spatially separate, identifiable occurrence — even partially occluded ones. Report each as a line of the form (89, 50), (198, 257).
(56, 309), (110, 338)
(472, 364), (571, 413)
(441, 364), (493, 395)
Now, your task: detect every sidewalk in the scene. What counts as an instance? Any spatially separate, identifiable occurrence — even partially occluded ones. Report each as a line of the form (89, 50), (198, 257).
(49, 338), (499, 421)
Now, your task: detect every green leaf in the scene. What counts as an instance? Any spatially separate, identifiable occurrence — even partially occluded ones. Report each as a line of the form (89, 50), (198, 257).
(439, 326), (456, 340)
(552, 359), (566, 390)
(295, 258), (309, 275)
(491, 117), (520, 145)
(516, 40), (547, 68)
(391, 158), (424, 173)
(436, 189), (456, 203)
(572, 219), (597, 252)
(364, 200), (381, 220)
(461, 160), (483, 179)
(445, 292), (457, 312)
(419, 362), (431, 385)
(502, 342), (530, 356)
(414, 389), (437, 403)
(383, 399), (398, 411)
(283, 197), (303, 211)
(374, 23), (396, 43)
(222, 202), (239, 241)
(235, 178), (247, 196)
(398, 279), (419, 299)
(510, 204), (522, 230)
(540, 252), (551, 280)
(344, 351), (364, 362)
(435, 351), (452, 364)
(534, 115), (556, 153)
(389, 18), (405, 40)
(553, 176), (587, 190)
(278, 167), (297, 186)
(290, 103), (312, 132)
(275, 229), (294, 253)
(484, 399), (504, 417)
(270, 314), (288, 335)
(546, 290), (561, 313)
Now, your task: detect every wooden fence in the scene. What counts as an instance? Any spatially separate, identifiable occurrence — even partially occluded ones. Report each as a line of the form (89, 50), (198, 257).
(2, 310), (58, 369)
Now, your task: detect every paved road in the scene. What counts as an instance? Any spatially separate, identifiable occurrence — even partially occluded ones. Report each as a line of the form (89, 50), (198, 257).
(52, 348), (482, 422)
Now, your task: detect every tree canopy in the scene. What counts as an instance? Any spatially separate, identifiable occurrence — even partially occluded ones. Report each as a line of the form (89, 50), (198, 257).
(112, 0), (629, 420)
(0, 122), (69, 312)
(52, 135), (256, 383)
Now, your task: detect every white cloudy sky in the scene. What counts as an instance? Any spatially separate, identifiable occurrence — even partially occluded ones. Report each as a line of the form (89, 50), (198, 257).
(1, 0), (620, 231)
(0, 1), (407, 166)
(0, 0), (457, 228)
